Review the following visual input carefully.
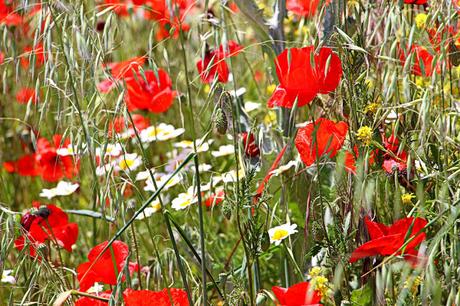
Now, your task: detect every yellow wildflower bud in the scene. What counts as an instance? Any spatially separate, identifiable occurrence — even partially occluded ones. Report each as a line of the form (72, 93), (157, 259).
(266, 84), (276, 95)
(364, 102), (380, 114)
(356, 126), (373, 146)
(264, 110), (277, 125)
(203, 84), (210, 94)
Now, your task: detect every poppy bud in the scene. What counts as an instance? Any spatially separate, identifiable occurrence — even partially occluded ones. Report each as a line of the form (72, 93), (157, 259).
(222, 203), (232, 220)
(33, 206), (51, 219)
(20, 212), (37, 231)
(241, 132), (260, 157)
(449, 42), (460, 66)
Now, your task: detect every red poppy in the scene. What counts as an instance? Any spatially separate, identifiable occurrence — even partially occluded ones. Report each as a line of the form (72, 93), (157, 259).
(286, 0), (320, 17)
(143, 0), (194, 40)
(101, 0), (143, 16)
(344, 150), (357, 174)
(4, 153), (41, 176)
(124, 70), (176, 113)
(399, 45), (435, 77)
(0, 51), (4, 64)
(272, 281), (322, 306)
(75, 290), (111, 306)
(241, 132), (260, 157)
(350, 216), (427, 263)
(16, 87), (38, 104)
(295, 118), (348, 166)
(77, 240), (139, 291)
(268, 46), (342, 108)
(108, 114), (151, 137)
(97, 56), (146, 93)
(123, 288), (188, 306)
(35, 135), (80, 182)
(404, 0), (427, 4)
(20, 44), (45, 68)
(14, 203), (78, 256)
(381, 134), (408, 174)
(204, 190), (225, 207)
(255, 145), (287, 199)
(0, 1), (23, 26)
(196, 41), (242, 83)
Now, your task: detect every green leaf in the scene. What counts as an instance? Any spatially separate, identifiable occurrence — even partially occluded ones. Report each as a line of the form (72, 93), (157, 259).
(351, 285), (372, 306)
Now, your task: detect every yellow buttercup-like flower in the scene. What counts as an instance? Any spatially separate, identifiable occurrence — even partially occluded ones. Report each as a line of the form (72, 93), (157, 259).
(364, 102), (380, 114)
(401, 193), (416, 205)
(266, 84), (276, 95)
(415, 13), (428, 29)
(356, 126), (373, 146)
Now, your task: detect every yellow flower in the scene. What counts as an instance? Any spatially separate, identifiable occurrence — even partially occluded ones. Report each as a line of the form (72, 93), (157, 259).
(264, 110), (277, 125)
(266, 84), (276, 95)
(401, 193), (415, 205)
(364, 102), (380, 114)
(347, 0), (359, 10)
(415, 13), (428, 29)
(308, 267), (322, 278)
(312, 275), (329, 297)
(356, 126), (373, 146)
(203, 84), (210, 94)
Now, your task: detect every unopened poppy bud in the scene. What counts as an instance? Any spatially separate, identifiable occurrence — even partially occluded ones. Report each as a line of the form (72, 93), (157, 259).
(214, 107), (228, 135)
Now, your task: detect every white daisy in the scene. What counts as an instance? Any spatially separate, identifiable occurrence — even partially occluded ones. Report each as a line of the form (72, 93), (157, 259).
(144, 174), (182, 192)
(140, 123), (185, 143)
(222, 169), (246, 183)
(211, 144), (235, 157)
(135, 168), (156, 181)
(39, 181), (80, 199)
(95, 143), (122, 158)
(268, 223), (298, 246)
(173, 139), (211, 152)
(136, 199), (161, 220)
(1, 270), (15, 284)
(114, 153), (142, 172)
(171, 192), (197, 210)
(244, 101), (259, 113)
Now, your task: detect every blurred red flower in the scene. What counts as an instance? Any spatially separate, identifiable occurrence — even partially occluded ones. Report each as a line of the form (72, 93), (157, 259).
(204, 190), (225, 207)
(196, 41), (242, 83)
(272, 281), (322, 306)
(77, 240), (139, 291)
(97, 56), (146, 93)
(268, 47), (342, 108)
(35, 135), (80, 182)
(404, 0), (427, 4)
(0, 1), (23, 26)
(4, 153), (41, 176)
(14, 203), (78, 256)
(295, 118), (348, 166)
(124, 70), (176, 113)
(0, 51), (4, 64)
(241, 132), (260, 157)
(123, 288), (188, 306)
(16, 87), (38, 104)
(20, 44), (45, 69)
(399, 45), (434, 77)
(350, 216), (427, 263)
(109, 114), (151, 137)
(287, 0), (322, 17)
(75, 290), (112, 306)
(381, 134), (408, 174)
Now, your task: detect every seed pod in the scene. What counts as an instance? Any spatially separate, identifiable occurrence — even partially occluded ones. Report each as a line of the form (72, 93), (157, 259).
(214, 107), (228, 135)
(449, 41), (460, 66)
(222, 202), (232, 220)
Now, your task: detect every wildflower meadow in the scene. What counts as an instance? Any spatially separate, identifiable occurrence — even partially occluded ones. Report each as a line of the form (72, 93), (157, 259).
(1, 0), (460, 305)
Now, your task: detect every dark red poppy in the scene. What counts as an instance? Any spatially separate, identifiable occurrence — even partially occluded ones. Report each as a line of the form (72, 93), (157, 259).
(241, 132), (260, 157)
(295, 118), (348, 166)
(35, 135), (80, 182)
(14, 203), (78, 256)
(350, 216), (427, 263)
(399, 45), (435, 77)
(20, 44), (45, 68)
(268, 46), (342, 108)
(77, 240), (139, 291)
(196, 41), (242, 83)
(123, 288), (188, 306)
(97, 56), (146, 93)
(272, 281), (322, 306)
(124, 70), (176, 113)
(16, 87), (38, 104)
(108, 114), (151, 137)
(75, 290), (112, 306)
